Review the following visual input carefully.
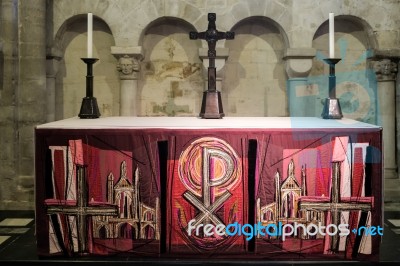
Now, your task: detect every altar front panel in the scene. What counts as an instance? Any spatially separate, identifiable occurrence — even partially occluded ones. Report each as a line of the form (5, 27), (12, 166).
(35, 117), (382, 261)
(35, 131), (164, 256)
(252, 131), (382, 260)
(165, 133), (250, 254)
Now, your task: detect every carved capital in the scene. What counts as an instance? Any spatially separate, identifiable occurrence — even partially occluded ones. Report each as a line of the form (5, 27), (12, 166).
(373, 58), (398, 81)
(116, 55), (141, 79)
(111, 46), (144, 80)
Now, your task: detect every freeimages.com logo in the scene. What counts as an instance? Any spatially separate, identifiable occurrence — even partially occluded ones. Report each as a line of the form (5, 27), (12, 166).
(187, 219), (383, 241)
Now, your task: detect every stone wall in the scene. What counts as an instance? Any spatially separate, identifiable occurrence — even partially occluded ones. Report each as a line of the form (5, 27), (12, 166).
(0, 0), (18, 209)
(0, 0), (46, 209)
(47, 0), (400, 120)
(0, 0), (399, 210)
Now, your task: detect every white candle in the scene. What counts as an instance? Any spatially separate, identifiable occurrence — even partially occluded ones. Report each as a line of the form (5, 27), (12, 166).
(329, 13), (334, 58)
(87, 13), (93, 58)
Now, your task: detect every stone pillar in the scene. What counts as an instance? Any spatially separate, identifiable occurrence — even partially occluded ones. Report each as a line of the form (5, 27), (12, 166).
(0, 42), (3, 92)
(18, 0), (47, 209)
(111, 46), (143, 116)
(199, 47), (229, 92)
(46, 48), (62, 122)
(374, 58), (398, 179)
(0, 0), (18, 210)
(397, 61), (400, 179)
(283, 48), (316, 116)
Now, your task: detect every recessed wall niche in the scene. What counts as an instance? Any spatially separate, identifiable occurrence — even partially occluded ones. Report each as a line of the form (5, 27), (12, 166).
(56, 15), (119, 119)
(139, 17), (204, 117)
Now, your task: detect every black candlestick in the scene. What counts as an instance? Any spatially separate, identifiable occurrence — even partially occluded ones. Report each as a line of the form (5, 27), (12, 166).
(78, 58), (101, 119)
(321, 58), (343, 119)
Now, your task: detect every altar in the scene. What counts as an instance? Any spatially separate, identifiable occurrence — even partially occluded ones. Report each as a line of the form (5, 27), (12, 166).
(34, 116), (383, 261)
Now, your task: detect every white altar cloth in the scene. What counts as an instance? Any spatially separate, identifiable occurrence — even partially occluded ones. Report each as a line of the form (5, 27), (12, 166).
(36, 116), (381, 130)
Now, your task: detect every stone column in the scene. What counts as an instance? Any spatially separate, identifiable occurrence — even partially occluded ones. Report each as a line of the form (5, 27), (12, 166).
(46, 48), (62, 122)
(199, 47), (229, 92)
(283, 48), (316, 116)
(374, 58), (398, 179)
(111, 46), (143, 116)
(0, 0), (18, 210)
(0, 42), (3, 92)
(397, 61), (400, 180)
(18, 0), (47, 209)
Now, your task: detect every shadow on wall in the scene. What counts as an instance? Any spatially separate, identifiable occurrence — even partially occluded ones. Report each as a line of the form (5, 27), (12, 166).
(307, 15), (378, 124)
(138, 17), (204, 117)
(55, 15), (118, 120)
(224, 16), (288, 117)
(0, 48), (3, 96)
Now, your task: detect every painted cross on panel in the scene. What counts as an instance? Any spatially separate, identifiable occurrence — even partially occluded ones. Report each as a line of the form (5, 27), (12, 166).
(299, 161), (373, 253)
(46, 165), (118, 254)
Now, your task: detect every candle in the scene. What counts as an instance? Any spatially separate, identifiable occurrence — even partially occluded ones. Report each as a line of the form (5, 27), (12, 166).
(329, 13), (334, 58)
(87, 13), (93, 58)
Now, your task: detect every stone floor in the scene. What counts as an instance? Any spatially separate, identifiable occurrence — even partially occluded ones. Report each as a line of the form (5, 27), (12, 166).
(0, 178), (399, 265)
(383, 178), (400, 207)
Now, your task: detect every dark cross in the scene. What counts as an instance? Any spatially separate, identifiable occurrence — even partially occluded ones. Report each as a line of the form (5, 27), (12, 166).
(46, 164), (118, 255)
(190, 13), (234, 118)
(298, 161), (373, 253)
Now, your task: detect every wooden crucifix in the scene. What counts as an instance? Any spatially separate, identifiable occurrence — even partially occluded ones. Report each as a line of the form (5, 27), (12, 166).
(190, 13), (234, 119)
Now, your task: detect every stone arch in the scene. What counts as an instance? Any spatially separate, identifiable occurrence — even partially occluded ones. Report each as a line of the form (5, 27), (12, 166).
(228, 1), (293, 47)
(53, 14), (115, 53)
(312, 15), (377, 52)
(138, 17), (204, 116)
(128, 2), (202, 46)
(52, 14), (119, 120)
(223, 16), (288, 117)
(310, 15), (378, 123)
(137, 17), (198, 49)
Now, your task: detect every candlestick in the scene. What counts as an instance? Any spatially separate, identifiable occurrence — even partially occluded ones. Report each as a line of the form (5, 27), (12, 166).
(78, 58), (100, 118)
(321, 58), (342, 119)
(329, 13), (335, 58)
(87, 13), (93, 58)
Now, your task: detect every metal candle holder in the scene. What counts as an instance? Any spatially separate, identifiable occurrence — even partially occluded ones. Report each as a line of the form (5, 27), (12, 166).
(321, 58), (343, 119)
(78, 58), (101, 119)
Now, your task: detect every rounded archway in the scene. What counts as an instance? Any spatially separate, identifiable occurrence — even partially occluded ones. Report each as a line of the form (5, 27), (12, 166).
(53, 14), (119, 119)
(310, 15), (378, 123)
(138, 17), (204, 116)
(223, 16), (289, 117)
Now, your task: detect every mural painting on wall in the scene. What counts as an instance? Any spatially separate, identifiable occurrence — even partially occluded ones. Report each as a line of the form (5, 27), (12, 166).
(153, 61), (202, 81)
(141, 34), (204, 116)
